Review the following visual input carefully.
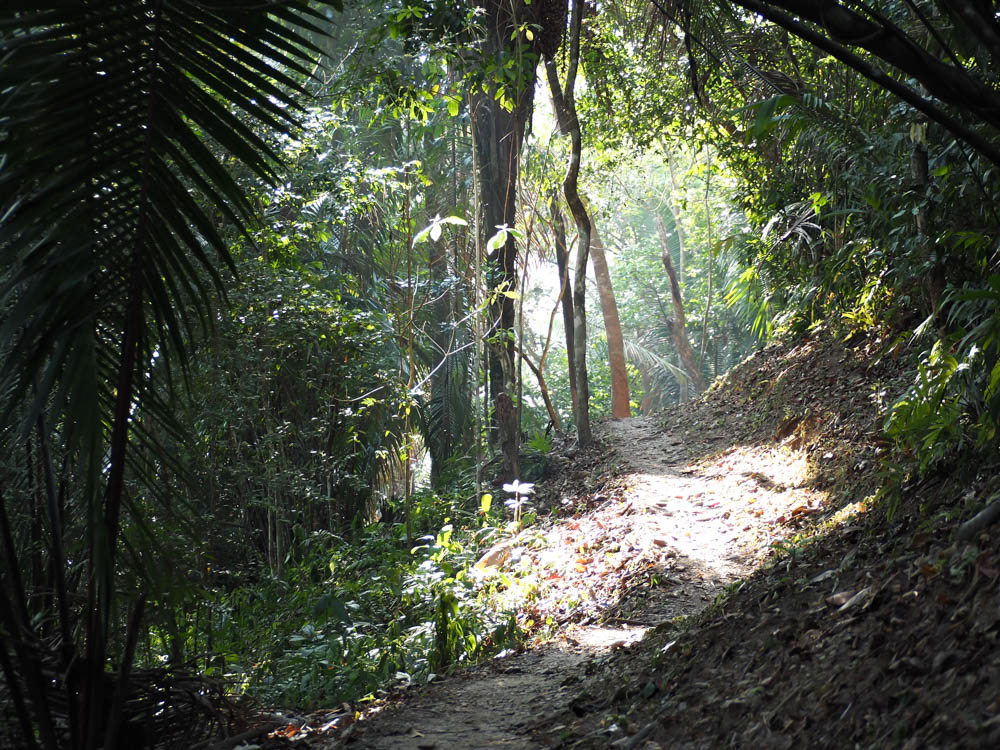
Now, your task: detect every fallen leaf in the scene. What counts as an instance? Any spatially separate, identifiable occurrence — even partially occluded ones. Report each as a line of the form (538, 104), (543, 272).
(836, 587), (871, 613)
(811, 569), (837, 583)
(826, 591), (854, 607)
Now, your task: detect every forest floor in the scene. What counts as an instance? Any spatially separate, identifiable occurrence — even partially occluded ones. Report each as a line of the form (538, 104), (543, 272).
(255, 330), (1000, 749)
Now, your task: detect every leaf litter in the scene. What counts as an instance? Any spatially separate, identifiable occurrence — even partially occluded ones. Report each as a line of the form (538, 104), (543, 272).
(241, 330), (1000, 749)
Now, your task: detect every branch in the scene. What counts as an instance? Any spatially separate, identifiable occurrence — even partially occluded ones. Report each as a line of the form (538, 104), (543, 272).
(727, 0), (1000, 167)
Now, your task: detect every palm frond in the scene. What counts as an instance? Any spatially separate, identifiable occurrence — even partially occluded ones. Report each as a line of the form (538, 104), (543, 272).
(0, 3), (339, 746)
(624, 336), (690, 386)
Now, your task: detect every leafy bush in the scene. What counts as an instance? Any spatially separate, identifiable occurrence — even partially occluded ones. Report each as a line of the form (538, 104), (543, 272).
(208, 511), (526, 709)
(885, 276), (1000, 496)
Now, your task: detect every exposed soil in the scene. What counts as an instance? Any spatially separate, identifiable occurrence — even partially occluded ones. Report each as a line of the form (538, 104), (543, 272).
(321, 410), (775, 750)
(247, 330), (1000, 749)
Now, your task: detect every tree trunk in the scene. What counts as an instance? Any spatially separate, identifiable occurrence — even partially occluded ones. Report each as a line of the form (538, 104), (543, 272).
(699, 162), (714, 369)
(909, 118), (944, 314)
(550, 194), (578, 420)
(470, 88), (526, 440)
(516, 344), (561, 431)
(495, 392), (518, 483)
(656, 215), (707, 394)
(639, 365), (655, 415)
(545, 0), (592, 446)
(470, 0), (534, 445)
(590, 224), (631, 418)
(469, 0), (559, 463)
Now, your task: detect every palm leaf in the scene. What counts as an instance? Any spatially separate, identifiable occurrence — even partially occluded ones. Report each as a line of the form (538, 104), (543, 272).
(624, 336), (690, 386)
(0, 2), (339, 747)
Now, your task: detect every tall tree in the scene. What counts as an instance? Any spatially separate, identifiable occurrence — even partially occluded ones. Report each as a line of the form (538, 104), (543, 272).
(469, 0), (564, 460)
(550, 193), (579, 419)
(656, 215), (708, 394)
(590, 223), (631, 417)
(545, 0), (594, 446)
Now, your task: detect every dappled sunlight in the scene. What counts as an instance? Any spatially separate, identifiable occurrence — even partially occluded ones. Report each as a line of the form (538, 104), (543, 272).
(682, 443), (831, 555)
(473, 408), (881, 664)
(558, 623), (647, 653)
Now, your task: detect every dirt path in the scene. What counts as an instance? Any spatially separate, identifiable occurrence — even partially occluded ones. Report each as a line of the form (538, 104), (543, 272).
(314, 415), (819, 749)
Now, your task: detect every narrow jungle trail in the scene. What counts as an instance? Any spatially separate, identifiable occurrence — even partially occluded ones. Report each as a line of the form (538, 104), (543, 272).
(255, 335), (1000, 749)
(308, 413), (832, 750)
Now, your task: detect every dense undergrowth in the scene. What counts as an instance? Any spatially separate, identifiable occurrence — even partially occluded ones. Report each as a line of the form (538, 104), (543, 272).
(206, 478), (549, 710)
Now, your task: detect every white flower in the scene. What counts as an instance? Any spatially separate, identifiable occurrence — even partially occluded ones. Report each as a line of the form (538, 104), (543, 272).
(502, 479), (534, 496)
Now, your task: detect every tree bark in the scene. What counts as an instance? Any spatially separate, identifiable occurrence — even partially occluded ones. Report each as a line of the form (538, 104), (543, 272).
(550, 194), (578, 420)
(428, 223), (452, 488)
(589, 224), (631, 417)
(699, 161), (713, 369)
(495, 392), (518, 483)
(656, 215), (707, 394)
(469, 1), (541, 451)
(545, 0), (592, 445)
(909, 118), (944, 313)
(469, 0), (565, 467)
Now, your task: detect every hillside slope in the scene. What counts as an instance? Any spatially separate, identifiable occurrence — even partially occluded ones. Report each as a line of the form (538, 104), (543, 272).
(538, 331), (1000, 749)
(252, 329), (1000, 749)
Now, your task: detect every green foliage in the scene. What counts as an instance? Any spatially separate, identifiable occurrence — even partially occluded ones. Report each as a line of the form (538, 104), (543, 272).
(886, 277), (1000, 479)
(0, 3), (339, 746)
(209, 513), (524, 709)
(886, 339), (967, 472)
(526, 429), (553, 454)
(177, 260), (409, 561)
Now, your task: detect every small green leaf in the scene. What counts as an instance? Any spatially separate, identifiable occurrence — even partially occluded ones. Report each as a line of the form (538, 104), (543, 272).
(487, 225), (512, 253)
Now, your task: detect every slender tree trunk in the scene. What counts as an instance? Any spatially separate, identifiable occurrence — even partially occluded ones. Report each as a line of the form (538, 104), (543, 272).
(550, 194), (578, 419)
(516, 345), (561, 431)
(910, 117), (943, 313)
(428, 230), (449, 487)
(545, 0), (592, 445)
(428, 114), (455, 482)
(428, 203), (455, 488)
(699, 162), (714, 369)
(639, 365), (654, 415)
(656, 215), (707, 394)
(666, 162), (687, 279)
(699, 258), (713, 369)
(590, 224), (630, 417)
(571, 234), (592, 444)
